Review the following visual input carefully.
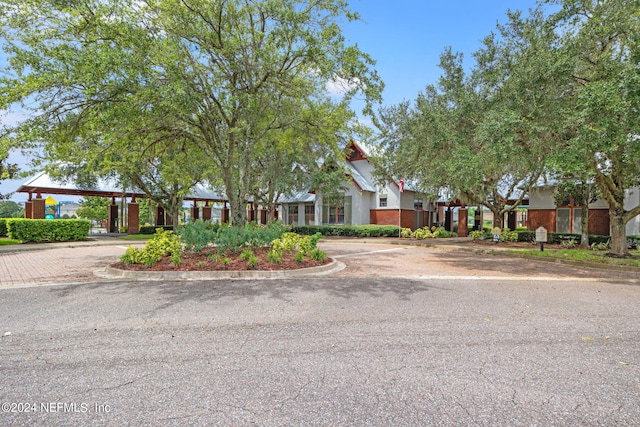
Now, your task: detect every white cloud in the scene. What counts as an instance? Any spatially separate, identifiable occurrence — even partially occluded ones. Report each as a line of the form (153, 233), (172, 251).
(326, 75), (360, 96)
(0, 109), (30, 127)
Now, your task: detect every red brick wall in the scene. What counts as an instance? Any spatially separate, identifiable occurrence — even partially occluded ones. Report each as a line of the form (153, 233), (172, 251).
(528, 208), (610, 235)
(370, 209), (414, 229)
(458, 208), (468, 237)
(528, 209), (556, 232)
(588, 209), (610, 235)
(127, 202), (140, 235)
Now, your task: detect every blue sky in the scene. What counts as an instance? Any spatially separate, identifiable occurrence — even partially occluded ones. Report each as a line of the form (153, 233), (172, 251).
(1, 0), (539, 202)
(343, 0), (539, 107)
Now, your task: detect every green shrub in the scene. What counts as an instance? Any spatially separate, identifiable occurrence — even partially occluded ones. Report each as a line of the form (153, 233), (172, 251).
(214, 222), (287, 253)
(269, 231), (326, 263)
(408, 226), (456, 239)
(178, 220), (217, 253)
(291, 224), (400, 238)
(517, 231), (536, 242)
(469, 230), (484, 240)
(0, 219), (7, 237)
(6, 219), (90, 242)
(139, 225), (175, 234)
(171, 252), (182, 266)
(120, 228), (182, 266)
(548, 233), (581, 244)
(267, 248), (283, 264)
(591, 240), (611, 251)
(499, 228), (518, 242)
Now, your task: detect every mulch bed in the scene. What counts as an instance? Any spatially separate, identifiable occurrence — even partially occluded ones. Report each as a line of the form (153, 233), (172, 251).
(112, 247), (331, 272)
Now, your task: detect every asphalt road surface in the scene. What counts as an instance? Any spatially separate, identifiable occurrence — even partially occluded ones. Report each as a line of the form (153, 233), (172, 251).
(1, 241), (639, 426)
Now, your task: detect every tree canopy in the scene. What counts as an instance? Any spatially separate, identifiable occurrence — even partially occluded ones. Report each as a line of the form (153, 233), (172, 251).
(375, 0), (640, 256)
(544, 0), (640, 256)
(375, 7), (567, 229)
(0, 0), (382, 226)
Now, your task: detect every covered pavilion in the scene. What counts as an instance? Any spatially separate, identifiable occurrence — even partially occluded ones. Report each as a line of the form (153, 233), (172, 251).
(16, 172), (240, 234)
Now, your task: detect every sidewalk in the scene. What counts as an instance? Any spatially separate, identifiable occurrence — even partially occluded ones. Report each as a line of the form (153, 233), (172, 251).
(0, 236), (142, 288)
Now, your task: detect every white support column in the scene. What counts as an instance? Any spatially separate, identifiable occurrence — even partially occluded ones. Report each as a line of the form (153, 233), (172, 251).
(314, 194), (323, 226)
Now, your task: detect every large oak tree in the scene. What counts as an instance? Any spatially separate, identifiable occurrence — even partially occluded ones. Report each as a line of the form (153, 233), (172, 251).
(375, 8), (567, 229)
(0, 0), (381, 226)
(545, 0), (640, 256)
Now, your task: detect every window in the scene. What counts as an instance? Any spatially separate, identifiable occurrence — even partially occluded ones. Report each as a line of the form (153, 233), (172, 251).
(323, 196), (352, 225)
(305, 204), (314, 225)
(288, 205), (299, 225)
(556, 208), (582, 234)
(573, 209), (582, 235)
(414, 199), (423, 210)
(556, 208), (570, 234)
(379, 196), (388, 208)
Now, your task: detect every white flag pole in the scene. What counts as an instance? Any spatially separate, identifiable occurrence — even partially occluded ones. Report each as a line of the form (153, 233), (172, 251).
(398, 179), (405, 238)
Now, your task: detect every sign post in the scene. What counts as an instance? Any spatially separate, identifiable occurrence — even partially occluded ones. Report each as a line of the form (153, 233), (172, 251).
(535, 226), (548, 252)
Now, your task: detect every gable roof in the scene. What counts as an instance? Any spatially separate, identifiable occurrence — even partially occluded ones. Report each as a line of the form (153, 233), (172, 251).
(344, 162), (375, 192)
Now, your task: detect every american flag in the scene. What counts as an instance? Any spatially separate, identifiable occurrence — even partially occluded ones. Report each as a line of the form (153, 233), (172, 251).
(399, 178), (405, 193)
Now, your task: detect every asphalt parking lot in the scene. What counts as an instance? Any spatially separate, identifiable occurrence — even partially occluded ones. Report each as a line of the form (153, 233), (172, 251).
(1, 239), (639, 426)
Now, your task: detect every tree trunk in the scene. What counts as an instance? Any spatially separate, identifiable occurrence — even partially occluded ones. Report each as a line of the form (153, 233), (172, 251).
(269, 204), (277, 223)
(609, 206), (629, 257)
(229, 195), (247, 227)
(489, 207), (504, 230)
(579, 204), (590, 248)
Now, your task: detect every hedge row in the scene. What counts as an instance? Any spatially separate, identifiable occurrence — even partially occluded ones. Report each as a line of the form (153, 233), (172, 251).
(516, 231), (639, 247)
(0, 219), (7, 237)
(6, 219), (91, 242)
(291, 224), (401, 237)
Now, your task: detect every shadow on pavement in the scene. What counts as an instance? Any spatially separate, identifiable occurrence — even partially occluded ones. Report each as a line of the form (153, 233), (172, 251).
(48, 277), (443, 311)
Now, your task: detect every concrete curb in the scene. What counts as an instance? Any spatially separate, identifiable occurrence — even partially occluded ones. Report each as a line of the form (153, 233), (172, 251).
(94, 259), (345, 281)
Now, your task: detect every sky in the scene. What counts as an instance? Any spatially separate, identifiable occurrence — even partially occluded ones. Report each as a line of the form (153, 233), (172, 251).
(0, 0), (540, 202)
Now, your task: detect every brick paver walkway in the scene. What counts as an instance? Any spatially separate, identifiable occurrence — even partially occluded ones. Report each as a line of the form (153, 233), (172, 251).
(0, 245), (130, 288)
(1, 239), (638, 289)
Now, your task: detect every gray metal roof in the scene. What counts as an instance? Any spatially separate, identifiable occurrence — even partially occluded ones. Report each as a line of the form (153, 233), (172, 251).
(278, 187), (315, 204)
(18, 172), (227, 201)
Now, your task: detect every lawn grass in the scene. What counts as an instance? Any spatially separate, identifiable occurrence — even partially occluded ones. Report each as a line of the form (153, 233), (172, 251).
(507, 248), (640, 267)
(118, 234), (153, 240)
(0, 238), (21, 246)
